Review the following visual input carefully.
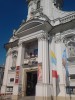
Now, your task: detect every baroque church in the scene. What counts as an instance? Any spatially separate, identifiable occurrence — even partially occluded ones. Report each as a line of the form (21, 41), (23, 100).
(1, 0), (75, 100)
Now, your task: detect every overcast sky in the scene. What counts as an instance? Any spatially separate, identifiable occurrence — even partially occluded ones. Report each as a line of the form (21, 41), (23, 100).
(0, 0), (75, 64)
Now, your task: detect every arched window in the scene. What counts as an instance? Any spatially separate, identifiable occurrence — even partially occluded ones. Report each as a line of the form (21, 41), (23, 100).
(11, 51), (18, 70)
(63, 34), (75, 61)
(37, 0), (40, 9)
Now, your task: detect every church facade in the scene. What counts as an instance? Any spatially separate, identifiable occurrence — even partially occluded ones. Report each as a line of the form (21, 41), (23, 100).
(1, 0), (75, 100)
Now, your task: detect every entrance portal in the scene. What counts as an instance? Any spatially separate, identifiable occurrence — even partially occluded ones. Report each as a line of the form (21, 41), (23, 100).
(26, 71), (37, 96)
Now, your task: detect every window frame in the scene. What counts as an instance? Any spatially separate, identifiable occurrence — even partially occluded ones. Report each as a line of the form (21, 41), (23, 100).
(37, 0), (40, 9)
(6, 86), (13, 92)
(10, 78), (14, 82)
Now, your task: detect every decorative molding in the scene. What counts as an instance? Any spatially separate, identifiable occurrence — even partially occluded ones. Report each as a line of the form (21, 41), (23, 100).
(37, 32), (48, 40)
(12, 47), (18, 52)
(28, 1), (33, 7)
(61, 30), (75, 44)
(18, 41), (25, 49)
(19, 30), (44, 43)
(55, 33), (61, 43)
(31, 7), (43, 15)
(6, 47), (18, 57)
(18, 41), (23, 47)
(60, 12), (75, 24)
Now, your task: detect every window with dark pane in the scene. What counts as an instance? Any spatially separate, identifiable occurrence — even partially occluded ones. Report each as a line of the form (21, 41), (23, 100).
(6, 86), (13, 92)
(37, 0), (40, 9)
(70, 74), (75, 79)
(10, 78), (14, 82)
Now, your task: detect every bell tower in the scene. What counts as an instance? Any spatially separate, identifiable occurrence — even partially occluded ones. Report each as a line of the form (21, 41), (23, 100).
(27, 0), (63, 20)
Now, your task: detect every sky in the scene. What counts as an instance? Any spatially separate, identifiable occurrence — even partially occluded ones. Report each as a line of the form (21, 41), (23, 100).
(0, 0), (75, 65)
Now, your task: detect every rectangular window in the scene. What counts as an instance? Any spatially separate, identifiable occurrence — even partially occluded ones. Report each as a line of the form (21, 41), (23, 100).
(70, 74), (75, 79)
(66, 86), (75, 94)
(6, 86), (13, 92)
(10, 78), (14, 82)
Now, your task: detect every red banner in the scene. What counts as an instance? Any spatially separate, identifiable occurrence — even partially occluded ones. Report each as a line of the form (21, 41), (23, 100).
(52, 70), (58, 78)
(15, 66), (20, 84)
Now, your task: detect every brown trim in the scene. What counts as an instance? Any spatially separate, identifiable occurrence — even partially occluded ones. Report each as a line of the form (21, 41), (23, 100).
(4, 40), (18, 50)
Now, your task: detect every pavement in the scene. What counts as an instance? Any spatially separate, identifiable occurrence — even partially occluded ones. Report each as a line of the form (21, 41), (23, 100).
(0, 96), (35, 100)
(20, 96), (35, 100)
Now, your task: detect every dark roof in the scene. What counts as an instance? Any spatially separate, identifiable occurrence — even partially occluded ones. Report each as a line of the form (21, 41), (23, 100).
(0, 65), (5, 68)
(4, 39), (19, 50)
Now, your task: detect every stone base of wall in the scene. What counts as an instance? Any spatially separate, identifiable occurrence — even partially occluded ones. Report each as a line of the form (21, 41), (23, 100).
(56, 96), (75, 100)
(65, 95), (75, 100)
(12, 94), (22, 100)
(11, 95), (75, 100)
(35, 96), (75, 100)
(12, 95), (18, 100)
(35, 96), (52, 100)
(56, 96), (66, 100)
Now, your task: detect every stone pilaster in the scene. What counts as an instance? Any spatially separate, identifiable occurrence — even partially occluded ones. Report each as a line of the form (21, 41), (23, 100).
(1, 49), (12, 93)
(55, 33), (66, 100)
(35, 32), (51, 100)
(50, 36), (57, 100)
(12, 41), (25, 100)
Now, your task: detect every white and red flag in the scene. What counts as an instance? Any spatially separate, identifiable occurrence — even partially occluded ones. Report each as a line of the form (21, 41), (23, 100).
(50, 37), (60, 97)
(50, 38), (58, 79)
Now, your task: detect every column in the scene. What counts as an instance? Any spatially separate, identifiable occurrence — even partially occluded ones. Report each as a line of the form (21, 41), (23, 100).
(55, 33), (66, 100)
(1, 49), (12, 93)
(12, 42), (25, 100)
(35, 32), (51, 100)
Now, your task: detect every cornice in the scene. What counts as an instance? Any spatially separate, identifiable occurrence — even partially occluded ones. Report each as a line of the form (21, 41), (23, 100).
(19, 30), (44, 43)
(60, 12), (75, 24)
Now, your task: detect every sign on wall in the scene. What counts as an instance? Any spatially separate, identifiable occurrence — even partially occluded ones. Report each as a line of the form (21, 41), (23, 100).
(15, 66), (20, 84)
(37, 63), (42, 82)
